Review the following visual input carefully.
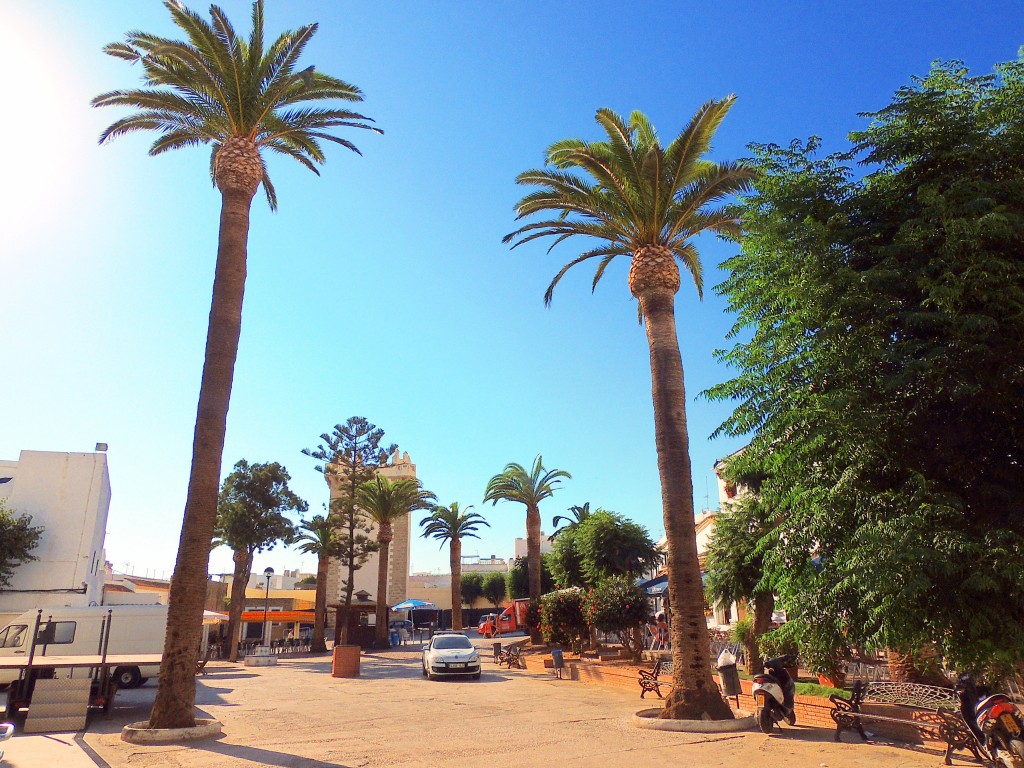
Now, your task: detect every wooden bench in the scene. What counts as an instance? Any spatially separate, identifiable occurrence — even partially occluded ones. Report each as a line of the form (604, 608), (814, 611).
(829, 681), (979, 765)
(497, 644), (525, 670)
(638, 658), (673, 699)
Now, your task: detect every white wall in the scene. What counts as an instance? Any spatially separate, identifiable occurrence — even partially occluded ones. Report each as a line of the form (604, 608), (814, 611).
(0, 450), (110, 616)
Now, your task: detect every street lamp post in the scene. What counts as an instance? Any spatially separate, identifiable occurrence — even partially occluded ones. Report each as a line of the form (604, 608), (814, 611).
(262, 566), (274, 647)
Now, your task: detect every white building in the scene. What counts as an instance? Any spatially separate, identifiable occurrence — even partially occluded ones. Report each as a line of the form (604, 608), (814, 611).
(0, 450), (111, 624)
(513, 535), (552, 559)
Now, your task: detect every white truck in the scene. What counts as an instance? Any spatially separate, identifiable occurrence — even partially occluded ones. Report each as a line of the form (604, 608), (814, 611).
(0, 604), (168, 688)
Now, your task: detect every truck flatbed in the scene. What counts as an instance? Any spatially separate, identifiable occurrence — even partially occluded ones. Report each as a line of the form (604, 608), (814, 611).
(0, 654), (162, 669)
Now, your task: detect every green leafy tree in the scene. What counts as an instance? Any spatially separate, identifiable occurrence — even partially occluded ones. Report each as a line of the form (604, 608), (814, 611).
(506, 555), (555, 600)
(304, 418), (394, 645)
(214, 459), (307, 661)
(549, 502), (593, 541)
(0, 498), (43, 588)
(420, 503), (489, 630)
(703, 492), (774, 674)
(505, 104), (751, 720)
(548, 527), (586, 589)
(481, 571), (506, 608)
(461, 573), (485, 607)
(93, 0), (379, 729)
(584, 578), (649, 660)
(294, 514), (341, 653)
(708, 56), (1024, 673)
(484, 456), (570, 641)
(357, 476), (435, 645)
(539, 588), (587, 649)
(574, 510), (662, 586)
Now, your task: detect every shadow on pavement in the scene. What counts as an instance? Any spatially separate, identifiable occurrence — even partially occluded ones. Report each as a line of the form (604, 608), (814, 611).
(190, 740), (355, 767)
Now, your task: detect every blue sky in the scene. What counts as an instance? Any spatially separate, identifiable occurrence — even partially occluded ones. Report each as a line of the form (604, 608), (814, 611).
(1, 1), (1021, 579)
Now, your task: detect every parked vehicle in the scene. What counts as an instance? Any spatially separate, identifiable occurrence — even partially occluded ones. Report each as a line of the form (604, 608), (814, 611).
(957, 673), (1024, 768)
(422, 632), (481, 680)
(478, 599), (531, 637)
(752, 655), (798, 733)
(0, 604), (168, 689)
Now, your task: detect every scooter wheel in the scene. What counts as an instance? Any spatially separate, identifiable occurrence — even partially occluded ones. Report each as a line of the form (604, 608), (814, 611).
(757, 707), (773, 734)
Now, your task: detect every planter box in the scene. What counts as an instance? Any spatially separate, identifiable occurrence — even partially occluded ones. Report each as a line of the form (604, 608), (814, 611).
(332, 645), (360, 678)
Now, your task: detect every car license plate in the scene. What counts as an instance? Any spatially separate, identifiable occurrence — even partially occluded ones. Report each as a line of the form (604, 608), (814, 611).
(449, 663), (466, 668)
(1001, 713), (1021, 735)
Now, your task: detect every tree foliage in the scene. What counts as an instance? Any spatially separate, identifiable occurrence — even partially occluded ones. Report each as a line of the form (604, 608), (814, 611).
(506, 555), (555, 600)
(303, 417), (395, 644)
(573, 510), (662, 585)
(708, 55), (1024, 672)
(0, 498), (42, 588)
(583, 578), (649, 659)
(216, 460), (306, 555)
(539, 587), (587, 648)
(548, 526), (586, 589)
(481, 571), (506, 607)
(215, 459), (306, 659)
(461, 573), (484, 606)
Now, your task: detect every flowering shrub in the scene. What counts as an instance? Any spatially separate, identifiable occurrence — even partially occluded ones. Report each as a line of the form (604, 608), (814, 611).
(525, 598), (541, 634)
(583, 578), (649, 658)
(539, 588), (586, 647)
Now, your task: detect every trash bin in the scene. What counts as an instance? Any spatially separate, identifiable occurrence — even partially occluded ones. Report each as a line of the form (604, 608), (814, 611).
(389, 629), (400, 647)
(716, 648), (741, 702)
(550, 648), (565, 679)
(493, 642), (502, 663)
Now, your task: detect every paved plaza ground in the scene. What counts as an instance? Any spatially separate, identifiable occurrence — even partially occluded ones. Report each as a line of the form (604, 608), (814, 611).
(2, 641), (968, 767)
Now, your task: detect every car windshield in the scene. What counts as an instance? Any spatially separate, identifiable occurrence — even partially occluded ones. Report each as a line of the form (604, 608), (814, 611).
(432, 636), (472, 650)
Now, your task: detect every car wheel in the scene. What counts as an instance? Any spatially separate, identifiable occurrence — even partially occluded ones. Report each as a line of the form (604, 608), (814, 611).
(422, 664), (428, 677)
(114, 666), (142, 689)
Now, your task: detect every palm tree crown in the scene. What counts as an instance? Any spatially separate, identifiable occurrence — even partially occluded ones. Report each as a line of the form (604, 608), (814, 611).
(92, 0), (380, 209)
(483, 456), (571, 510)
(358, 477), (436, 534)
(295, 514), (338, 556)
(420, 503), (490, 547)
(503, 102), (751, 304)
(549, 502), (594, 541)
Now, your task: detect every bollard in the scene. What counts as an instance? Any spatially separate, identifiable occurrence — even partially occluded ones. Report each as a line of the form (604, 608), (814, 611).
(551, 648), (565, 679)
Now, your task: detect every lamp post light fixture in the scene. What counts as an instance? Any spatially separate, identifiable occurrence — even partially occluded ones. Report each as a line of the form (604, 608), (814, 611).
(262, 566), (274, 647)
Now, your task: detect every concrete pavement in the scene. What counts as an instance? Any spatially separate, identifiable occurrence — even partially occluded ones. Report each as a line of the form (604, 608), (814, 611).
(5, 643), (959, 767)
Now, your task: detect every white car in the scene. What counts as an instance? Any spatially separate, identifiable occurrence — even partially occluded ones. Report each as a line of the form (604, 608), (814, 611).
(422, 632), (481, 680)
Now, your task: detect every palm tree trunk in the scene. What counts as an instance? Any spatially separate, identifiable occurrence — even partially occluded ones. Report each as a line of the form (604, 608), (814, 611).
(148, 181), (254, 730)
(226, 549), (253, 662)
(640, 288), (733, 721)
(311, 554), (329, 653)
(450, 537), (463, 631)
(749, 591), (774, 675)
(375, 538), (391, 645)
(526, 504), (542, 643)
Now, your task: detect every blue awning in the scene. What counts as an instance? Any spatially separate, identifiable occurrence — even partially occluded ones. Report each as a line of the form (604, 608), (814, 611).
(639, 575), (668, 595)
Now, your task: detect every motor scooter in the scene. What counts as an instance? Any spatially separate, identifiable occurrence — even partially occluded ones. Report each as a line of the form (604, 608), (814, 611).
(752, 655), (798, 734)
(957, 674), (1024, 768)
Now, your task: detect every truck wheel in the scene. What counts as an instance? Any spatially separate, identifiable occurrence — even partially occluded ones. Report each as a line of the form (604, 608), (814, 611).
(114, 667), (142, 689)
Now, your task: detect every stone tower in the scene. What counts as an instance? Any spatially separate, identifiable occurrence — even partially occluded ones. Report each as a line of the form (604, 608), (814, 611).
(324, 449), (417, 611)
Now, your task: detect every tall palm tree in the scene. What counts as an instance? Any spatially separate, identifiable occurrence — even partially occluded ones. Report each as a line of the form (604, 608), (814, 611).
(356, 477), (436, 645)
(93, 1), (379, 728)
(504, 104), (752, 720)
(420, 503), (490, 631)
(295, 514), (341, 654)
(549, 502), (593, 541)
(484, 456), (569, 641)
